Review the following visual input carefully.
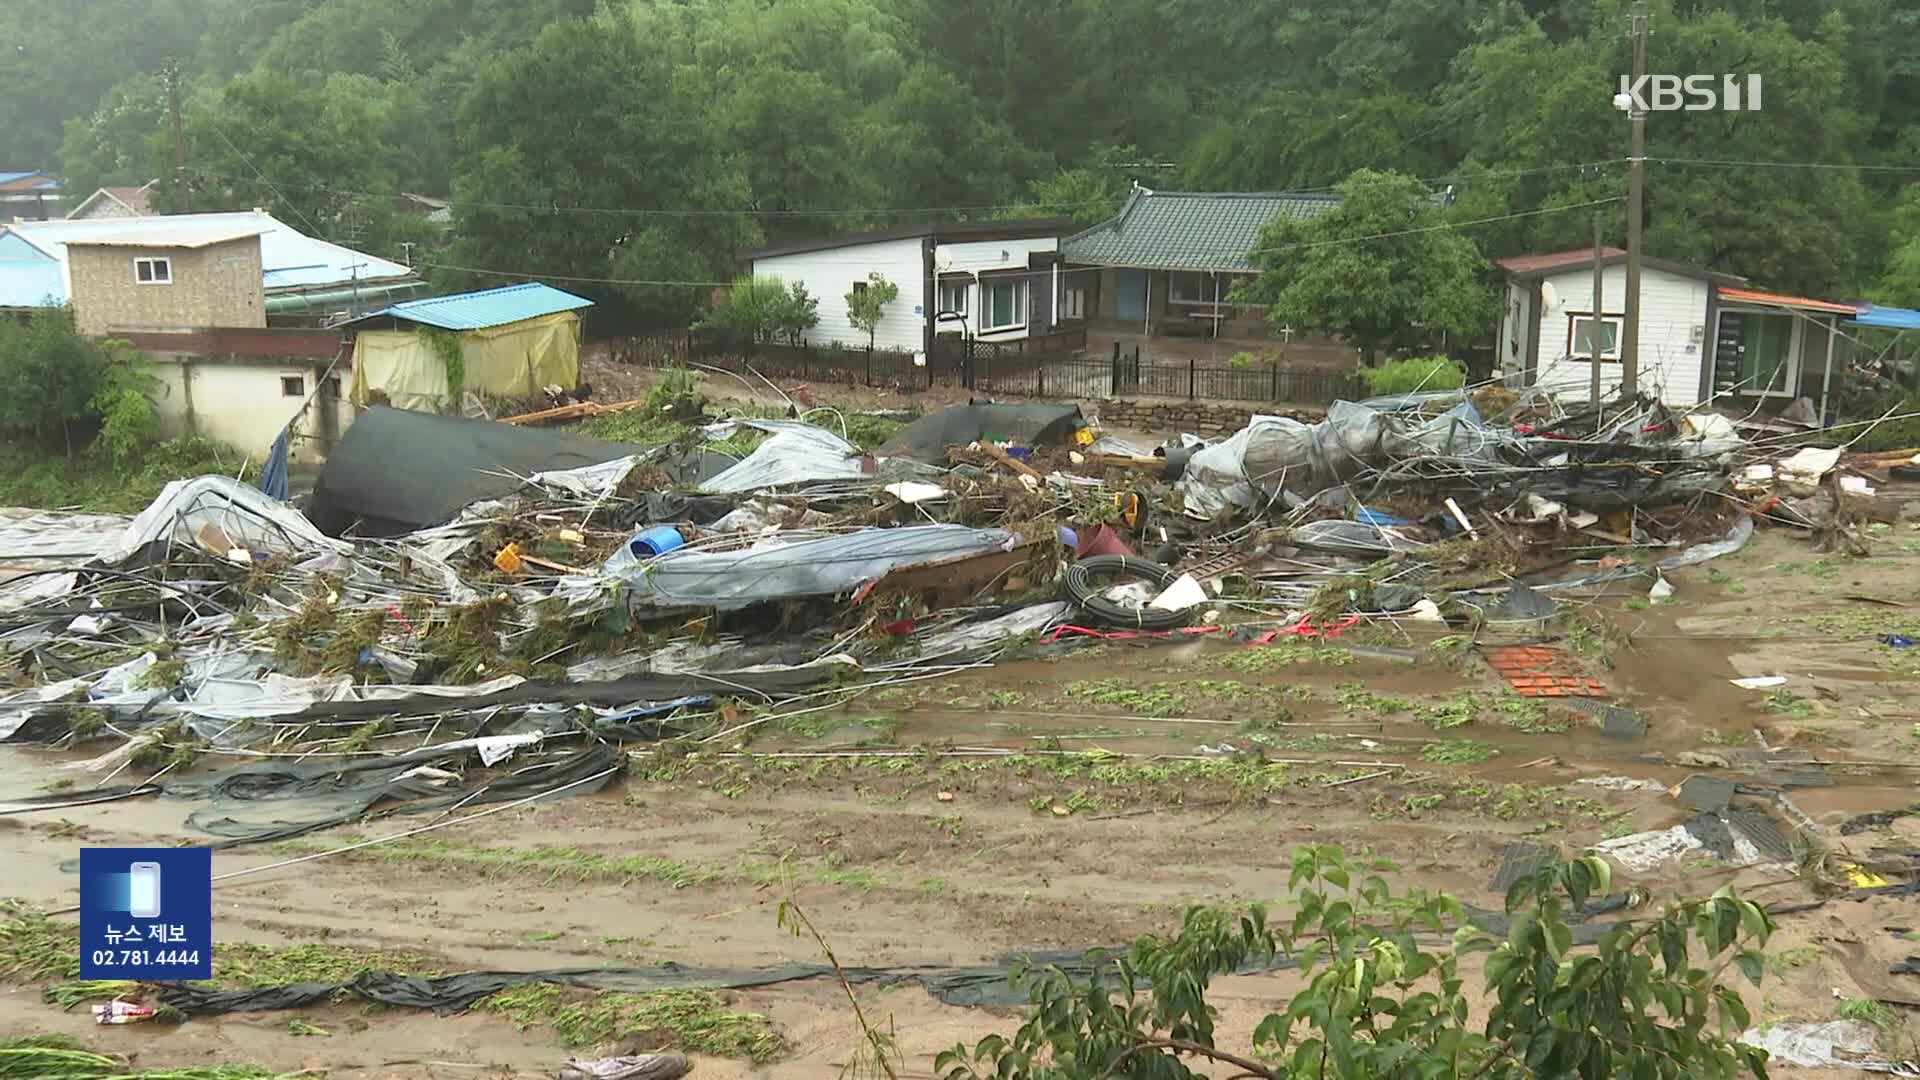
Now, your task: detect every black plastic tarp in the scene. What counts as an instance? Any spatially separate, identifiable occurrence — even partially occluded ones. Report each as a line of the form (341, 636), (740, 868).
(307, 406), (641, 537)
(879, 404), (1085, 463)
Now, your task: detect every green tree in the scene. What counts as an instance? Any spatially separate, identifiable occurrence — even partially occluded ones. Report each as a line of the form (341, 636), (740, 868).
(58, 73), (169, 198)
(701, 275), (817, 344)
(1239, 169), (1495, 364)
(937, 845), (1774, 1080)
(154, 70), (393, 234)
(450, 11), (761, 329)
(845, 273), (899, 350)
(0, 310), (110, 456)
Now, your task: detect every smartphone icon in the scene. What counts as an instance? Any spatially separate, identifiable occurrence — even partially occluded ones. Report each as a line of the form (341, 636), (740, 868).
(128, 863), (161, 919)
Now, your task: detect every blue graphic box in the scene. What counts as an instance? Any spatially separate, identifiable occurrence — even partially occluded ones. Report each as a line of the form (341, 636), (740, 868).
(79, 847), (213, 980)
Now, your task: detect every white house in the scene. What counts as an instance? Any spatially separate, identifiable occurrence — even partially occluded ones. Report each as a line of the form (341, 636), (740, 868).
(1495, 247), (1859, 419)
(741, 219), (1073, 355)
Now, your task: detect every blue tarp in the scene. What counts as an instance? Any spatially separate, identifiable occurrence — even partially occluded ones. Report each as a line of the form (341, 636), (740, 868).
(258, 430), (290, 501)
(1852, 304), (1920, 330)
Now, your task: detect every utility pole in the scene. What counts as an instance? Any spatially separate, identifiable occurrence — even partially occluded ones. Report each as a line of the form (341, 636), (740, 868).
(166, 59), (188, 213)
(1590, 215), (1604, 407)
(1621, 4), (1648, 396)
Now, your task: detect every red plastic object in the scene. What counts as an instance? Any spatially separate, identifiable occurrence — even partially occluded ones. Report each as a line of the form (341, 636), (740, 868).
(1073, 524), (1135, 559)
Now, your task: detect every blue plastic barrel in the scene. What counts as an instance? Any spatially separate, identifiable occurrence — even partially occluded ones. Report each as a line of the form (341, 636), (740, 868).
(630, 526), (686, 558)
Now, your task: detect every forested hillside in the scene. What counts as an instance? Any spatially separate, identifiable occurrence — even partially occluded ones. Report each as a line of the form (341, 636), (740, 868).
(10, 0), (1920, 325)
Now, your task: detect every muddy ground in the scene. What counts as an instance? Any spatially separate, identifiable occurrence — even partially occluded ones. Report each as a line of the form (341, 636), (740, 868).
(6, 514), (1920, 1076)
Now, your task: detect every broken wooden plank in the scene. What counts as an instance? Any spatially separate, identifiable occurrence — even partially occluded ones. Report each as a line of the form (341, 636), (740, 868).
(500, 398), (646, 425)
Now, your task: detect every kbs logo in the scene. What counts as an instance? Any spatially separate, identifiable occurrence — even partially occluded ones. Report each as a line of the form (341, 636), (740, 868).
(1616, 74), (1763, 112)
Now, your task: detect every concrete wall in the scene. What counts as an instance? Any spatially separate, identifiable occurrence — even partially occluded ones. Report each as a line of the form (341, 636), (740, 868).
(119, 328), (349, 467)
(68, 236), (265, 336)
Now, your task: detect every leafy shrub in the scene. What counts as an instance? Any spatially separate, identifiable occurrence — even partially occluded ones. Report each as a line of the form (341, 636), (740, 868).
(938, 844), (1774, 1080)
(0, 308), (109, 452)
(1834, 380), (1920, 451)
(1356, 354), (1466, 396)
(87, 349), (162, 467)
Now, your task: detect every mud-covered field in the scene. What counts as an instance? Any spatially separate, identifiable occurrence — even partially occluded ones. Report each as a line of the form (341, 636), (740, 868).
(7, 524), (1920, 1077)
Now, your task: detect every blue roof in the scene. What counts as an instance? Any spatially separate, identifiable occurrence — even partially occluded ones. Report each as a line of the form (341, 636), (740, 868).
(0, 232), (64, 308)
(1851, 304), (1920, 330)
(0, 211), (413, 304)
(348, 282), (594, 330)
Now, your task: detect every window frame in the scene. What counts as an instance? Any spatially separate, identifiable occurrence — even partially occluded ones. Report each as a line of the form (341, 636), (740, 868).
(133, 256), (172, 285)
(980, 276), (1027, 333)
(280, 375), (306, 398)
(936, 277), (970, 318)
(1565, 312), (1623, 362)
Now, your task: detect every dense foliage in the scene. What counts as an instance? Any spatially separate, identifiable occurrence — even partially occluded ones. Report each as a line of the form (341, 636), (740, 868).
(938, 845), (1776, 1080)
(12, 0), (1919, 329)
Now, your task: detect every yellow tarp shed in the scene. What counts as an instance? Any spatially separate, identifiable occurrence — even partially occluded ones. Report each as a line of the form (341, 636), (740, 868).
(349, 310), (582, 411)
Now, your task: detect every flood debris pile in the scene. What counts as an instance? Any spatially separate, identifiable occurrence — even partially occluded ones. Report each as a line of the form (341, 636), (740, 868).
(0, 388), (1908, 846)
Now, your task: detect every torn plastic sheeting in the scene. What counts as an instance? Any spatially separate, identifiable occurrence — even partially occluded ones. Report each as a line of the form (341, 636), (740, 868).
(700, 419), (867, 493)
(906, 602), (1073, 658)
(559, 1055), (691, 1080)
(529, 455), (642, 499)
(1536, 511), (1752, 594)
(0, 678), (90, 741)
(104, 475), (351, 565)
(1291, 519), (1401, 556)
(170, 743), (624, 847)
(884, 481), (948, 505)
(156, 944), (1294, 1018)
(614, 525), (1016, 611)
(1177, 413), (1308, 516)
(0, 571), (78, 611)
(1738, 1021), (1883, 1069)
(1778, 446), (1842, 481)
(0, 508), (131, 564)
(1588, 825), (1706, 871)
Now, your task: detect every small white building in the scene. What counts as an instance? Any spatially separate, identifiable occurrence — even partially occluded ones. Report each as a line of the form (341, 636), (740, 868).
(741, 219), (1073, 355)
(1495, 247), (1858, 418)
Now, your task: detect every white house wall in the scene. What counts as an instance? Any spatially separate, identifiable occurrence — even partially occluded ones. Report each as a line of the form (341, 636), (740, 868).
(750, 237), (926, 352)
(1529, 265), (1709, 408)
(935, 236), (1059, 340)
(1498, 282), (1531, 375)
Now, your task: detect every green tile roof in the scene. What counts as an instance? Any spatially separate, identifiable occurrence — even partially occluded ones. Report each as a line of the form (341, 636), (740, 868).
(1062, 189), (1341, 272)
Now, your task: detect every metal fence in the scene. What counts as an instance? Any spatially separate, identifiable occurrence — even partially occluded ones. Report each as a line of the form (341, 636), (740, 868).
(602, 331), (1361, 407)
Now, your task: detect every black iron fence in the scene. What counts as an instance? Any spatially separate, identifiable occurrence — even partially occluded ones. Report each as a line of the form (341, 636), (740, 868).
(602, 331), (1361, 407)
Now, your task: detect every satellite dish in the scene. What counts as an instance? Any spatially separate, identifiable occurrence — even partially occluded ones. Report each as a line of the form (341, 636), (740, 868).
(1540, 281), (1559, 309)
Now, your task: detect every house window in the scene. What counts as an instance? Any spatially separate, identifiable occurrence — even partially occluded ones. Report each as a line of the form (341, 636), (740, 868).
(1062, 287), (1085, 321)
(1168, 271), (1214, 304)
(982, 278), (1026, 332)
(133, 257), (171, 285)
(281, 375), (305, 397)
(321, 375), (341, 399)
(851, 280), (868, 294)
(937, 279), (968, 317)
(1567, 313), (1622, 361)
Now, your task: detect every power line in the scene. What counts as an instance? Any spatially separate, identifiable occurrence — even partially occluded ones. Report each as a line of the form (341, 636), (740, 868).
(421, 199), (1620, 289)
(191, 171), (1113, 218)
(194, 158), (1622, 221)
(204, 126), (327, 240)
(1650, 155), (1920, 174)
(1242, 197), (1623, 258)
